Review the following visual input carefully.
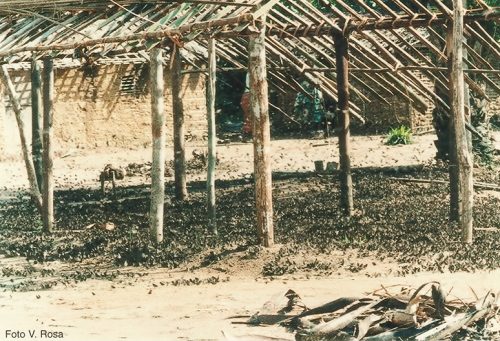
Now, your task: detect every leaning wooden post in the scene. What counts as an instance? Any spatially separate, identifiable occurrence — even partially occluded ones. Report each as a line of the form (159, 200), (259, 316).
(207, 38), (217, 234)
(31, 59), (43, 192)
(0, 66), (42, 212)
(42, 57), (55, 233)
(149, 47), (166, 244)
(334, 33), (354, 216)
(171, 44), (188, 201)
(450, 0), (473, 243)
(249, 17), (274, 247)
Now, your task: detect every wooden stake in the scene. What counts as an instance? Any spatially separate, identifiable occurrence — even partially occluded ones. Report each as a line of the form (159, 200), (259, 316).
(149, 48), (165, 244)
(334, 33), (353, 216)
(0, 66), (42, 212)
(171, 44), (188, 201)
(249, 17), (274, 247)
(450, 0), (474, 243)
(207, 38), (217, 234)
(31, 59), (43, 192)
(42, 57), (54, 233)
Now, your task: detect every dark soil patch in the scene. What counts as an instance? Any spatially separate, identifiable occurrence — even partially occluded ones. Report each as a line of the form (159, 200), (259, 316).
(1, 165), (499, 282)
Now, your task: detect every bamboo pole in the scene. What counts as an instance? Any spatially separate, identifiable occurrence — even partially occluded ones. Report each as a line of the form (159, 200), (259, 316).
(31, 59), (43, 192)
(450, 0), (473, 243)
(0, 66), (43, 212)
(42, 57), (54, 233)
(171, 44), (188, 201)
(334, 33), (353, 216)
(149, 47), (165, 244)
(249, 17), (274, 247)
(207, 38), (217, 234)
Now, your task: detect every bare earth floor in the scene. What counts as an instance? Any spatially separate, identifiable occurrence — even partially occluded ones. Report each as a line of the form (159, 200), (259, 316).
(1, 268), (500, 341)
(0, 134), (499, 341)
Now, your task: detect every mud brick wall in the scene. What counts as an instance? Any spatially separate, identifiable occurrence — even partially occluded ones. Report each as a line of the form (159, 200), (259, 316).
(363, 98), (411, 133)
(360, 71), (434, 133)
(410, 72), (435, 132)
(0, 64), (207, 158)
(486, 87), (500, 117)
(362, 97), (433, 134)
(490, 97), (500, 116)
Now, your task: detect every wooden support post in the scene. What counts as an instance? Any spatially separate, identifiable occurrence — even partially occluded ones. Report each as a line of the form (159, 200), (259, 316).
(149, 48), (166, 244)
(447, 24), (459, 222)
(450, 0), (474, 243)
(42, 57), (54, 233)
(171, 44), (188, 201)
(207, 38), (217, 234)
(31, 59), (43, 192)
(462, 2), (472, 155)
(334, 33), (353, 216)
(249, 17), (274, 247)
(0, 66), (42, 212)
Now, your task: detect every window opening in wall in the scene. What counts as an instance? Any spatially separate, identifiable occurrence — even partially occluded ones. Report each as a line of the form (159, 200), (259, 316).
(119, 64), (149, 98)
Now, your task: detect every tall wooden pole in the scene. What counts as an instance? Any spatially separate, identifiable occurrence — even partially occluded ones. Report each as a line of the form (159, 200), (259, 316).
(31, 59), (43, 192)
(42, 57), (54, 233)
(334, 33), (353, 216)
(450, 0), (473, 243)
(249, 17), (274, 247)
(0, 66), (42, 212)
(446, 24), (459, 222)
(207, 38), (217, 234)
(150, 48), (165, 244)
(171, 44), (188, 201)
(462, 0), (472, 155)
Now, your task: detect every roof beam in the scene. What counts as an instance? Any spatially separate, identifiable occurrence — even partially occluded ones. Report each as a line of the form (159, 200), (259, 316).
(259, 9), (499, 38)
(0, 12), (255, 59)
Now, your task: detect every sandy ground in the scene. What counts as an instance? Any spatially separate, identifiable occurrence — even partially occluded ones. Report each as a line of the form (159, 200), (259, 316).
(1, 134), (438, 193)
(1, 134), (499, 341)
(0, 267), (499, 341)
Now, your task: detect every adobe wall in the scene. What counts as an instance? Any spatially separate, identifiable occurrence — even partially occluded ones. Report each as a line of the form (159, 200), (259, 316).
(0, 64), (207, 159)
(360, 71), (435, 133)
(486, 88), (500, 117)
(361, 97), (434, 134)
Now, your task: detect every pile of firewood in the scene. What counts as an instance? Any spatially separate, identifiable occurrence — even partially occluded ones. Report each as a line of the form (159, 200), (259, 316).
(229, 282), (500, 341)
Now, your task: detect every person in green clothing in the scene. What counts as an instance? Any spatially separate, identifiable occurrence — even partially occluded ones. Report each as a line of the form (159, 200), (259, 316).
(294, 80), (326, 137)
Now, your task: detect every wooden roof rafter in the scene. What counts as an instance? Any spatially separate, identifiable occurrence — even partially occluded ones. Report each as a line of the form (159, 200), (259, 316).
(0, 0), (497, 123)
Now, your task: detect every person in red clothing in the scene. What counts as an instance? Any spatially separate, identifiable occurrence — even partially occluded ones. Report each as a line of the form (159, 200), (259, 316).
(240, 73), (252, 141)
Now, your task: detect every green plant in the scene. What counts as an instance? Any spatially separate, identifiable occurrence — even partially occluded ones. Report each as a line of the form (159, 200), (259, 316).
(385, 126), (412, 145)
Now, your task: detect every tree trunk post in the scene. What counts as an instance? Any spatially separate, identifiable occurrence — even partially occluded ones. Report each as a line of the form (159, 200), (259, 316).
(334, 33), (354, 216)
(461, 0), (472, 155)
(450, 0), (473, 243)
(171, 44), (188, 201)
(31, 59), (43, 193)
(249, 17), (274, 247)
(42, 57), (55, 233)
(446, 24), (460, 222)
(0, 66), (43, 212)
(149, 47), (166, 244)
(207, 38), (217, 234)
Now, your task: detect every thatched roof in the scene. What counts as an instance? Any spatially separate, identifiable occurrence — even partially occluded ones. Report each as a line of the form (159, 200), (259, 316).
(0, 0), (498, 119)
